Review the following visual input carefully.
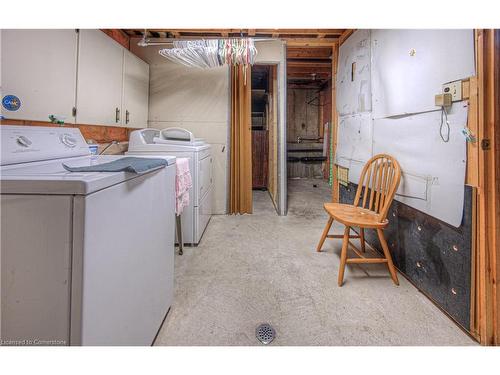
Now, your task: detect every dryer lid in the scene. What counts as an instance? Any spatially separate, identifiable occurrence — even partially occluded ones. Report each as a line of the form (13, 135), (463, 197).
(158, 127), (205, 146)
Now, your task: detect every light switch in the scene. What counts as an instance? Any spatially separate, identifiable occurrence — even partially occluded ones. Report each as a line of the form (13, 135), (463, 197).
(442, 80), (462, 102)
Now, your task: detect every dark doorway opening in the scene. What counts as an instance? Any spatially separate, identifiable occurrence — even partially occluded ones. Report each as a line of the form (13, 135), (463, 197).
(251, 65), (269, 190)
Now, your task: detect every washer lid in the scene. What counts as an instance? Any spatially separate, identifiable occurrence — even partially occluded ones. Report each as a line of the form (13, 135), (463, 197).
(0, 155), (176, 195)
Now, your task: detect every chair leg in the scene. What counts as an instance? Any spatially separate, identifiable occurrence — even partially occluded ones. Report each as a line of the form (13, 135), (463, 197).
(359, 228), (366, 252)
(337, 226), (351, 286)
(317, 217), (333, 252)
(376, 229), (399, 285)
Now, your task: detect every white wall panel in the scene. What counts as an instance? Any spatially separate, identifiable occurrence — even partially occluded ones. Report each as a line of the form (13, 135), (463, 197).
(337, 29), (372, 115)
(149, 63), (229, 123)
(335, 113), (373, 183)
(146, 60), (229, 214)
(373, 103), (468, 227)
(371, 29), (475, 118)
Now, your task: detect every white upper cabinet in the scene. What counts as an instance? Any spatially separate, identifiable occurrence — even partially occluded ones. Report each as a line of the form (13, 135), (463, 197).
(76, 30), (124, 126)
(1, 29), (78, 123)
(122, 50), (149, 128)
(1, 29), (149, 128)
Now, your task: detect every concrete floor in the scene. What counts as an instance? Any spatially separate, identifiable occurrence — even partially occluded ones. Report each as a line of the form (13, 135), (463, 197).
(155, 178), (476, 345)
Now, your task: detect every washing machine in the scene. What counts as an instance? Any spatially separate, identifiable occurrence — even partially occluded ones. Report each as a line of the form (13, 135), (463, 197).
(0, 125), (176, 345)
(127, 127), (213, 245)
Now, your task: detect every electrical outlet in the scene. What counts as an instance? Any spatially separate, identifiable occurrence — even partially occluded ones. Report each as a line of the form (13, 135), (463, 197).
(443, 80), (462, 102)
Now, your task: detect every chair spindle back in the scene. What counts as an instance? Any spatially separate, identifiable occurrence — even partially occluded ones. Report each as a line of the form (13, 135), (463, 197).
(353, 154), (401, 222)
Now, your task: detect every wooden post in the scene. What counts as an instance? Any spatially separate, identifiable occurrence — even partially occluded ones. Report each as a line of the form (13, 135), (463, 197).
(474, 29), (499, 346)
(331, 42), (340, 203)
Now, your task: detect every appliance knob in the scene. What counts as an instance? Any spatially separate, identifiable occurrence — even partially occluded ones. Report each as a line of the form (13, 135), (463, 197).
(16, 135), (32, 147)
(60, 134), (77, 148)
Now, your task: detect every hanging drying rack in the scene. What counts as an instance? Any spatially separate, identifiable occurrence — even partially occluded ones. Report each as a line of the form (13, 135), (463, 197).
(157, 38), (258, 69)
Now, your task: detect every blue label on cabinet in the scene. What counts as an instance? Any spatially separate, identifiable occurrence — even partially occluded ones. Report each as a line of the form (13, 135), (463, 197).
(2, 95), (21, 111)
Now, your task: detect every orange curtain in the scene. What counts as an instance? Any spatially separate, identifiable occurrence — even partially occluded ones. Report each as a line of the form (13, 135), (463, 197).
(229, 65), (252, 214)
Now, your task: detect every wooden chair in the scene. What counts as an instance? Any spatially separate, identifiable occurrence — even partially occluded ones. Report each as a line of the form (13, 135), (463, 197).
(317, 154), (402, 286)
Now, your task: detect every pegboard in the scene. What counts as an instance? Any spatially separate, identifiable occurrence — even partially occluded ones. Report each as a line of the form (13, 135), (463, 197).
(336, 29), (372, 116)
(371, 29), (475, 119)
(340, 183), (473, 331)
(372, 102), (468, 227)
(337, 165), (349, 187)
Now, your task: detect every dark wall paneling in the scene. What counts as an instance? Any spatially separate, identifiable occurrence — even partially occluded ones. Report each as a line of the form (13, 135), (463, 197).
(339, 183), (473, 330)
(252, 130), (269, 189)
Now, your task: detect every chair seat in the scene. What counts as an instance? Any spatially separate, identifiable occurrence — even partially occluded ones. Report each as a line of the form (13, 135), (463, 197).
(323, 203), (388, 229)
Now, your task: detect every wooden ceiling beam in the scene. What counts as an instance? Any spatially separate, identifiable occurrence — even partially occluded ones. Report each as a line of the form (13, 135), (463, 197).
(256, 29), (344, 35)
(146, 28), (344, 35)
(339, 29), (356, 45)
(287, 61), (332, 68)
(149, 29), (241, 34)
(287, 73), (331, 79)
(287, 48), (332, 59)
(287, 66), (332, 74)
(286, 39), (338, 47)
(287, 84), (326, 89)
(123, 29), (348, 40)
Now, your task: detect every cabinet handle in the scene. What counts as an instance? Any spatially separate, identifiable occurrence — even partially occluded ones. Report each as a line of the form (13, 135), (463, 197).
(115, 108), (120, 123)
(126, 110), (130, 124)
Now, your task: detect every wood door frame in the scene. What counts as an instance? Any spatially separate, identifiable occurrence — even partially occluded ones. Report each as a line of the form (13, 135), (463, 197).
(331, 42), (340, 203)
(250, 62), (282, 214)
(283, 42), (339, 200)
(473, 29), (500, 345)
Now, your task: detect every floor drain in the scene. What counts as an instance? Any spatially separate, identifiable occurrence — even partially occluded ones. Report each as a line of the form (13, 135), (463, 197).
(256, 323), (276, 345)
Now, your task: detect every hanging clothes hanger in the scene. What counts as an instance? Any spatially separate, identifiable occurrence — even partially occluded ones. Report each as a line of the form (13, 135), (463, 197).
(159, 37), (258, 70)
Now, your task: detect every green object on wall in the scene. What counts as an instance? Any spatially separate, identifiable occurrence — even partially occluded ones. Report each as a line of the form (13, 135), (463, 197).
(328, 126), (334, 187)
(48, 114), (65, 125)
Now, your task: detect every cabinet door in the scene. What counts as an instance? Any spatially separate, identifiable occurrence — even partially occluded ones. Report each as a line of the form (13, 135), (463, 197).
(76, 30), (124, 126)
(1, 29), (78, 123)
(122, 50), (149, 128)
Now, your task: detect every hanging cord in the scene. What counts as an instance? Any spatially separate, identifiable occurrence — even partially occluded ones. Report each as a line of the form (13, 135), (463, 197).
(439, 106), (450, 143)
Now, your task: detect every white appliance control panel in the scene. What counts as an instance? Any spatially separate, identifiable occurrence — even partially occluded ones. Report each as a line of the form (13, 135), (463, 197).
(1, 125), (90, 166)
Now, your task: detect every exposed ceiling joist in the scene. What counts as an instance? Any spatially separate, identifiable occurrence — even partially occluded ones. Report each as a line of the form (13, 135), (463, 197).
(287, 73), (330, 80)
(339, 29), (356, 45)
(285, 39), (338, 47)
(286, 47), (332, 59)
(134, 28), (344, 36)
(122, 29), (350, 44)
(287, 66), (331, 74)
(287, 60), (332, 68)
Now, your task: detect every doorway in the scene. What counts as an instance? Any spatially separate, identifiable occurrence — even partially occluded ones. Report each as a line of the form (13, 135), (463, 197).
(286, 46), (334, 206)
(251, 64), (279, 212)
